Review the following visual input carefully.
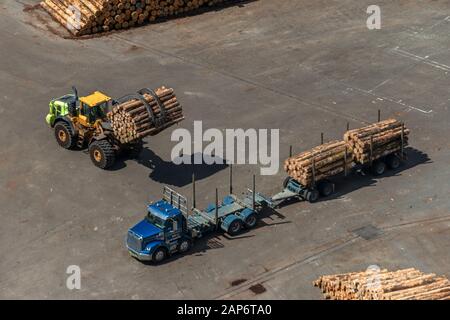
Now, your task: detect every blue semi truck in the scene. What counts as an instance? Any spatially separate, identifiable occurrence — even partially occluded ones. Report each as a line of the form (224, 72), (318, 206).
(126, 175), (271, 263)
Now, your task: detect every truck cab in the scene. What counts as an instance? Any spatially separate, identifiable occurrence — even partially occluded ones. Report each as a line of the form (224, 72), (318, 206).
(126, 187), (192, 263)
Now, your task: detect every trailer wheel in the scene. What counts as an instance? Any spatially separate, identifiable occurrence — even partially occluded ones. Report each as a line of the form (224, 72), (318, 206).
(54, 122), (76, 149)
(178, 239), (191, 253)
(318, 181), (334, 197)
(372, 160), (386, 176)
(152, 247), (167, 263)
(89, 140), (115, 169)
(244, 214), (257, 229)
(306, 189), (319, 203)
(386, 155), (400, 170)
(228, 219), (243, 236)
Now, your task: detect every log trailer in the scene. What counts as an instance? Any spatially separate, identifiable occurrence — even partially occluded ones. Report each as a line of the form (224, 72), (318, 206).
(126, 171), (271, 263)
(45, 86), (182, 169)
(269, 122), (409, 207)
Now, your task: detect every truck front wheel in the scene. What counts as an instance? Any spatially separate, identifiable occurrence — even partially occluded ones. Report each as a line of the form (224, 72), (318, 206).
(89, 140), (115, 169)
(54, 122), (76, 149)
(152, 247), (167, 263)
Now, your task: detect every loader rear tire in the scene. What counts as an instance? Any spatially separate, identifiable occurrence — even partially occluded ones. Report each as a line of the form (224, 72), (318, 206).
(89, 140), (115, 169)
(54, 122), (76, 150)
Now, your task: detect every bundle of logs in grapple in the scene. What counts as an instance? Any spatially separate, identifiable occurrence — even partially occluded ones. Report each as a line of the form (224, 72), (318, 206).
(344, 119), (409, 164)
(107, 86), (184, 144)
(40, 0), (227, 36)
(284, 140), (353, 187)
(314, 268), (450, 300)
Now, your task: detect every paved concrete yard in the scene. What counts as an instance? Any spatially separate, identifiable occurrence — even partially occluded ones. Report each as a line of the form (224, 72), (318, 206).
(0, 0), (449, 299)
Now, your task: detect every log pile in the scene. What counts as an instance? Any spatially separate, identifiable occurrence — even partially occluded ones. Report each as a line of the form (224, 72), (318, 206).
(314, 268), (450, 300)
(284, 140), (353, 187)
(106, 86), (184, 144)
(40, 0), (227, 36)
(344, 119), (409, 164)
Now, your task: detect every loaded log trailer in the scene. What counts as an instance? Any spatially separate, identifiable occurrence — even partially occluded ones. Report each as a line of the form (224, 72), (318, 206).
(126, 169), (271, 263)
(269, 118), (410, 206)
(45, 86), (184, 169)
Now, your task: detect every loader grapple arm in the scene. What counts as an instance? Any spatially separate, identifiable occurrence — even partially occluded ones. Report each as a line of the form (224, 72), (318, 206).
(114, 88), (167, 129)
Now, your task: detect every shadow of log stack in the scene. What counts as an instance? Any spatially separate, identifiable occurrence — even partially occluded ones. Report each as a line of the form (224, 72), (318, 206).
(314, 268), (450, 300)
(40, 0), (227, 36)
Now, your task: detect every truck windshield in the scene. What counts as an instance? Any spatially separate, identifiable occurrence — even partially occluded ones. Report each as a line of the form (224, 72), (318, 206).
(146, 213), (165, 229)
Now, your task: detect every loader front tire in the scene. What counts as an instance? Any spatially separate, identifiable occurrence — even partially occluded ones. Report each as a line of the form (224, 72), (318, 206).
(54, 122), (76, 150)
(89, 140), (115, 169)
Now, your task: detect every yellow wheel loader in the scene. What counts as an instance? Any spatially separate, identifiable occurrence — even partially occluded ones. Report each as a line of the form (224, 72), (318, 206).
(46, 87), (150, 169)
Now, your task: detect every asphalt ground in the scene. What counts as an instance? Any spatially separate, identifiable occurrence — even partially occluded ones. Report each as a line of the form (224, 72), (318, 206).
(0, 0), (449, 299)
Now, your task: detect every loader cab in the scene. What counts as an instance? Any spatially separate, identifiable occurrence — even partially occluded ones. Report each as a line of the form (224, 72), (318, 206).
(78, 91), (111, 126)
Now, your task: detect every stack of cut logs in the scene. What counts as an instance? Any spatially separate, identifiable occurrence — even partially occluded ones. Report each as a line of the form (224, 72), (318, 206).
(314, 268), (450, 300)
(107, 86), (184, 144)
(284, 141), (353, 187)
(344, 119), (409, 164)
(40, 0), (227, 36)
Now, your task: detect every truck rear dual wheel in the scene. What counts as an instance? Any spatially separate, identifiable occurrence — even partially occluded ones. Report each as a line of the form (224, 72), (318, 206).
(89, 140), (116, 169)
(283, 177), (292, 189)
(228, 219), (243, 236)
(54, 122), (77, 149)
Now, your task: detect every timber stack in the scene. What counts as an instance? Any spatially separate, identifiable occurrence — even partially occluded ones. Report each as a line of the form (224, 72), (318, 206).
(284, 140), (353, 187)
(344, 119), (409, 164)
(314, 268), (450, 300)
(107, 86), (184, 144)
(40, 0), (227, 36)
